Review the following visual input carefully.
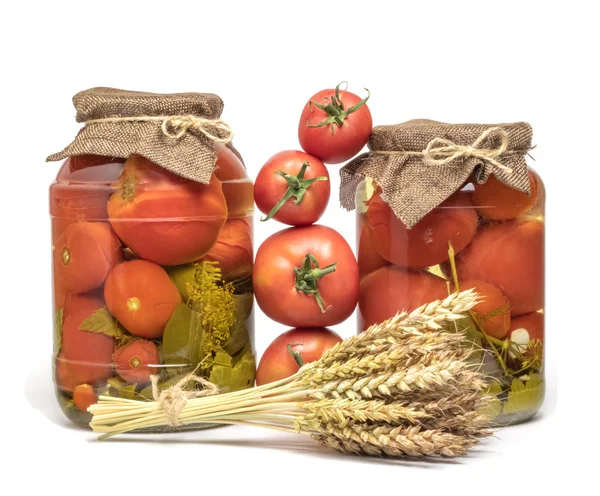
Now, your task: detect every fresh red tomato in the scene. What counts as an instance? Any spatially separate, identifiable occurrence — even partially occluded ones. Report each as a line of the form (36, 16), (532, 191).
(298, 82), (372, 164)
(254, 225), (359, 327)
(254, 150), (330, 226)
(256, 327), (342, 386)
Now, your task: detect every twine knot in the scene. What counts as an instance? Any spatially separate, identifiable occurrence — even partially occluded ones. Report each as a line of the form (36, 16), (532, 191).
(85, 114), (234, 144)
(151, 374), (219, 427)
(423, 127), (513, 174)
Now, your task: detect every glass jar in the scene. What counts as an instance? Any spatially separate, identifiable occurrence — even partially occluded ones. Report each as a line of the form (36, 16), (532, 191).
(356, 170), (545, 426)
(51, 145), (255, 428)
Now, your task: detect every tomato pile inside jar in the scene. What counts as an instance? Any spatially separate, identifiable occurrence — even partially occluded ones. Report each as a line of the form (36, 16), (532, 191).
(356, 168), (545, 425)
(51, 146), (255, 427)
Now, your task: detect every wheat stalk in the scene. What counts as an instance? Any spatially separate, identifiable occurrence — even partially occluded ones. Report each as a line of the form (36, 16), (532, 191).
(314, 290), (479, 367)
(89, 290), (493, 458)
(314, 424), (480, 457)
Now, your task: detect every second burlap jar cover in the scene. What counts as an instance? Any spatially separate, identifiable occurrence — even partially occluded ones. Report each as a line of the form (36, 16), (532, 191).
(47, 87), (240, 183)
(340, 119), (533, 228)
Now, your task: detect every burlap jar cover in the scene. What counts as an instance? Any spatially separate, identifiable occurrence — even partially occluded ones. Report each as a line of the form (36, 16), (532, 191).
(340, 119), (534, 228)
(47, 87), (240, 181)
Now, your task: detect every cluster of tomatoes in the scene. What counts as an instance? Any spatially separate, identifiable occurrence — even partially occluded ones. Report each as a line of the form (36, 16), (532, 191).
(357, 171), (545, 357)
(253, 83), (373, 385)
(51, 146), (253, 415)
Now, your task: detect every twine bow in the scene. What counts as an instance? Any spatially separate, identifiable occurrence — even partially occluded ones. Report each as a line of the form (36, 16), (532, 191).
(85, 114), (234, 143)
(423, 127), (513, 173)
(372, 126), (516, 175)
(151, 374), (220, 427)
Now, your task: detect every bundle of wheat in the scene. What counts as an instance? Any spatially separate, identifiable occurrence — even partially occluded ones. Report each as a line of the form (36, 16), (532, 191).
(90, 290), (493, 458)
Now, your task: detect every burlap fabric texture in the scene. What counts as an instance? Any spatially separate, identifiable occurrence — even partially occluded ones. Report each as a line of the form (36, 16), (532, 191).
(340, 119), (533, 228)
(47, 87), (239, 183)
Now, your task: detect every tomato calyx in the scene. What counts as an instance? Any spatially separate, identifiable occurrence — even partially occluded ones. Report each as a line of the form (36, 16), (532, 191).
(118, 174), (136, 201)
(260, 161), (328, 222)
(287, 343), (305, 367)
(307, 82), (370, 135)
(294, 253), (338, 313)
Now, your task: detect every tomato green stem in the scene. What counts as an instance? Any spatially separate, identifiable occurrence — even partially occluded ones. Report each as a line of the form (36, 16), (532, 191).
(307, 82), (370, 135)
(294, 253), (338, 313)
(260, 161), (328, 222)
(287, 344), (305, 367)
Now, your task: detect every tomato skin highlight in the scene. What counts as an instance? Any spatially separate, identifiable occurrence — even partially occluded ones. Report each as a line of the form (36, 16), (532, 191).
(255, 150), (330, 226)
(256, 328), (342, 386)
(254, 225), (359, 327)
(298, 86), (373, 164)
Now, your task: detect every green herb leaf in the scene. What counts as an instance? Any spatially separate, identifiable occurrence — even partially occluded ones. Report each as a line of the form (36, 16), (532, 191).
(208, 346), (256, 393)
(107, 377), (140, 400)
(167, 264), (196, 302)
(223, 293), (253, 356)
(54, 308), (64, 357)
(477, 381), (503, 420)
(503, 373), (544, 415)
(80, 307), (126, 341)
(213, 350), (232, 367)
(162, 303), (203, 377)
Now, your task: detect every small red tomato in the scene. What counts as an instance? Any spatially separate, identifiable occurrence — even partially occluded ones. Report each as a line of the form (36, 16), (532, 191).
(254, 225), (359, 327)
(255, 150), (330, 226)
(298, 82), (372, 164)
(113, 339), (160, 384)
(256, 328), (342, 386)
(73, 384), (98, 412)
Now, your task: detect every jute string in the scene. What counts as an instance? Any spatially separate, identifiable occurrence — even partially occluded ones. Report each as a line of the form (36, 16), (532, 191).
(85, 115), (234, 143)
(151, 374), (220, 427)
(372, 127), (521, 174)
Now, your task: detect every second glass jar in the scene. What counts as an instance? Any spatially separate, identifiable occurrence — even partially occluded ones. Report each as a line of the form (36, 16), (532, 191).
(356, 171), (545, 426)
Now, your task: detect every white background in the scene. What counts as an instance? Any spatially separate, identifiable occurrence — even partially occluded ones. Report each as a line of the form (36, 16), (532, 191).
(1, 0), (598, 494)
